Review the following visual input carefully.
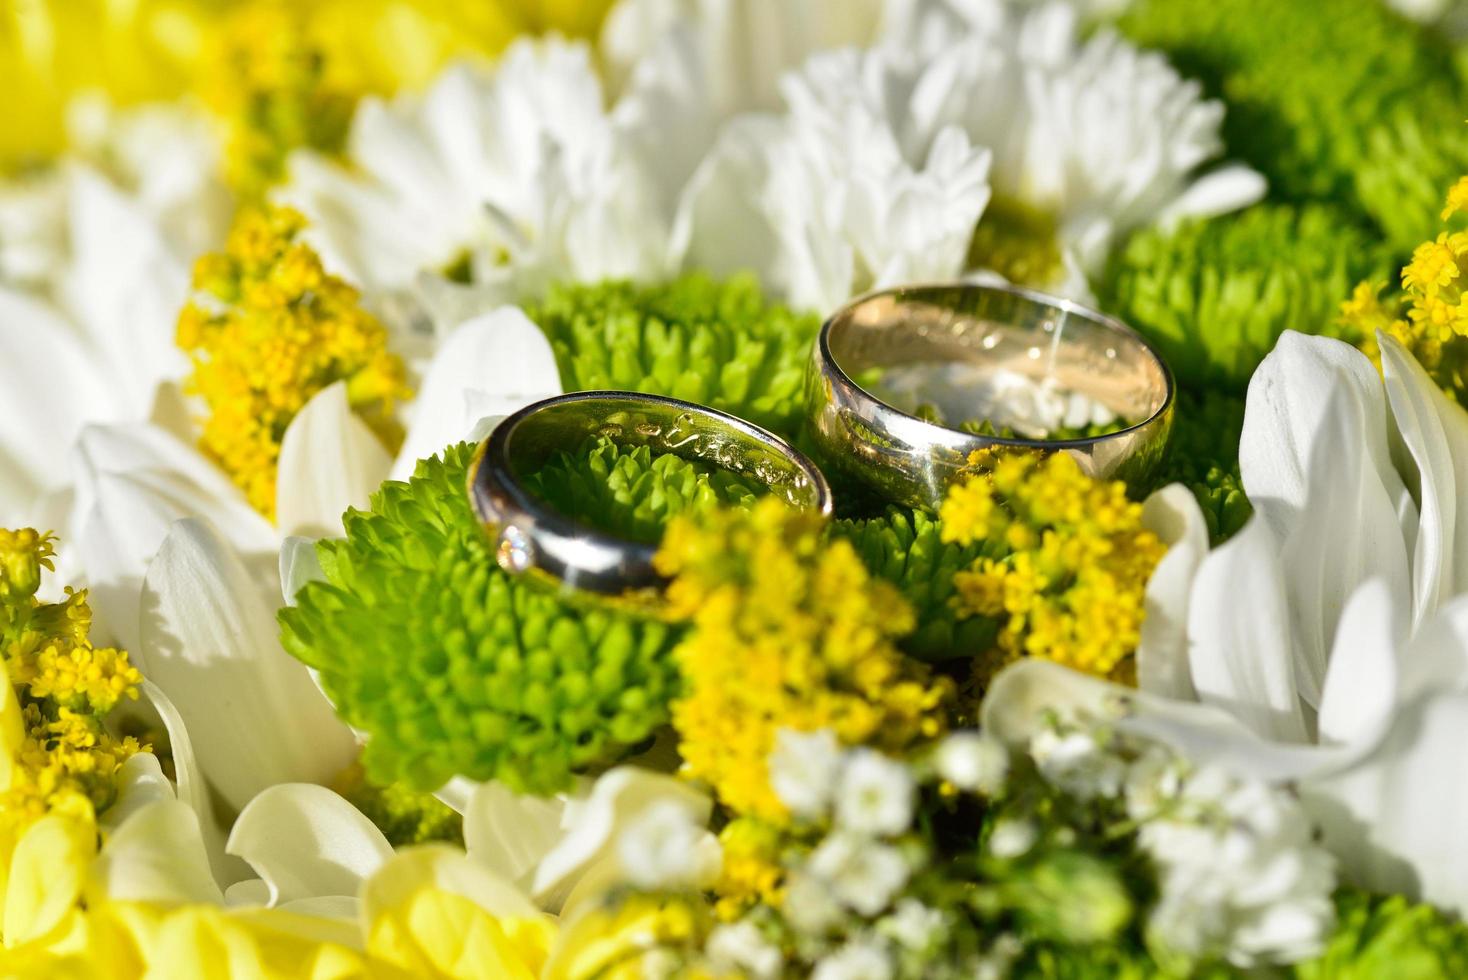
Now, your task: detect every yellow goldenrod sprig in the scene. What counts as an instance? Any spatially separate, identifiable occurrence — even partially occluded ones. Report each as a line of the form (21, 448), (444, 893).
(177, 205), (410, 520)
(1343, 177), (1468, 402)
(939, 450), (1166, 683)
(654, 498), (951, 822)
(0, 528), (146, 842)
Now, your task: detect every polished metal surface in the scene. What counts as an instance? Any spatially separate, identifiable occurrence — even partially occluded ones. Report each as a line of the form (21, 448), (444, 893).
(804, 283), (1175, 509)
(470, 390), (833, 604)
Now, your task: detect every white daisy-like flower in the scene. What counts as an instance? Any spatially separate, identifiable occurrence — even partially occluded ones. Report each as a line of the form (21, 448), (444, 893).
(681, 44), (992, 313)
(769, 727), (846, 819)
(834, 748), (917, 837)
(603, 0), (887, 206)
(886, 0), (1264, 291)
(933, 730), (1009, 794)
(808, 833), (911, 916)
(0, 101), (231, 526)
(279, 37), (684, 345)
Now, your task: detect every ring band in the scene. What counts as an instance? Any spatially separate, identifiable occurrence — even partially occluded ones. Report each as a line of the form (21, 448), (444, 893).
(804, 283), (1175, 509)
(469, 390), (833, 601)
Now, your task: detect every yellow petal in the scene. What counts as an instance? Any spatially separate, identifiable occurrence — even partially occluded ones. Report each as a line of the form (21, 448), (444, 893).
(3, 814), (94, 947)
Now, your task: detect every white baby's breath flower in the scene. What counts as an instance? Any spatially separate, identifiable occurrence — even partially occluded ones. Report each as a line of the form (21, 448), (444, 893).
(879, 898), (947, 952)
(784, 871), (846, 935)
(808, 833), (910, 917)
(769, 727), (846, 819)
(1135, 764), (1335, 968)
(934, 731), (1009, 794)
(706, 921), (783, 980)
(1028, 727), (1125, 801)
(987, 818), (1039, 860)
(811, 939), (895, 980)
(615, 798), (723, 890)
(834, 749), (917, 837)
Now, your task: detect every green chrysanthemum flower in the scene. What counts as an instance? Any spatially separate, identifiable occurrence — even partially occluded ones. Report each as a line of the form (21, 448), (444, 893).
(525, 436), (761, 545)
(1295, 890), (1468, 979)
(337, 765), (463, 847)
(1101, 204), (1393, 390)
(279, 443), (684, 795)
(530, 274), (820, 440)
(833, 507), (1000, 662)
(1119, 0), (1468, 250)
(1156, 390), (1252, 545)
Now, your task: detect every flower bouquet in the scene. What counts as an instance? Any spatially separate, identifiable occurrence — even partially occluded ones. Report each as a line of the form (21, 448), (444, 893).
(5, 0), (1468, 976)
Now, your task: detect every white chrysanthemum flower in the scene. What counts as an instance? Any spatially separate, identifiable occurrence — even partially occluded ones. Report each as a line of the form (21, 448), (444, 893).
(770, 727), (846, 818)
(834, 748), (917, 837)
(280, 38), (683, 342)
(896, 0), (1263, 294)
(706, 920), (783, 980)
(682, 45), (992, 312)
(0, 102), (231, 525)
(603, 0), (887, 205)
(811, 939), (896, 980)
(615, 797), (723, 890)
(808, 833), (911, 917)
(934, 731), (1009, 794)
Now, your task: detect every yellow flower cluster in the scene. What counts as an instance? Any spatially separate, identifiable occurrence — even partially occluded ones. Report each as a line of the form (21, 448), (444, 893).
(177, 205), (410, 520)
(0, 528), (144, 855)
(655, 498), (951, 822)
(202, 3), (355, 200)
(712, 818), (785, 920)
(1343, 177), (1468, 402)
(0, 0), (618, 176)
(940, 451), (1166, 682)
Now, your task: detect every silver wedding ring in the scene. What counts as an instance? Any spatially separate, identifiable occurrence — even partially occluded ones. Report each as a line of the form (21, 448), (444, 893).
(805, 283), (1174, 509)
(470, 391), (832, 604)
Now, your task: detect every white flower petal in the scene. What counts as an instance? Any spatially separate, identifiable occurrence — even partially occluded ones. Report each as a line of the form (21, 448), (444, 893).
(100, 753), (177, 830)
(1380, 331), (1468, 626)
(1155, 164), (1267, 227)
(226, 784), (393, 906)
(362, 844), (544, 927)
(1240, 333), (1413, 705)
(276, 382), (394, 539)
(89, 799), (224, 906)
(1137, 483), (1209, 700)
(279, 536), (327, 605)
(1305, 689), (1468, 914)
(140, 519), (359, 812)
(532, 767), (713, 914)
(464, 781), (570, 896)
(390, 308), (562, 480)
(1185, 517), (1308, 744)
